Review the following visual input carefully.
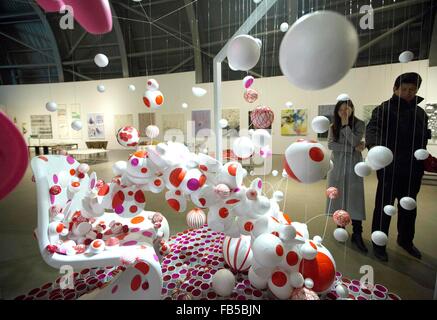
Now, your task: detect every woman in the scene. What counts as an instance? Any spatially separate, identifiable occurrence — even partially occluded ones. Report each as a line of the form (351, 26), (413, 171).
(326, 99), (367, 253)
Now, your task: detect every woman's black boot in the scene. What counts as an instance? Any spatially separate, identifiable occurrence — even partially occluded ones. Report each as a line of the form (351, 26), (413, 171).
(352, 233), (368, 253)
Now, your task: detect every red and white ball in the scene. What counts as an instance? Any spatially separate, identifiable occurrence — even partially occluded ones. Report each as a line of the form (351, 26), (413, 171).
(244, 88), (258, 103)
(222, 235), (253, 272)
(332, 210), (351, 227)
(116, 126), (139, 147)
(186, 208), (206, 229)
(143, 90), (164, 109)
(250, 106), (274, 129)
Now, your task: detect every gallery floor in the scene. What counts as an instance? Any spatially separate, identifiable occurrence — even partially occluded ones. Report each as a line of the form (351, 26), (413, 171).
(0, 151), (436, 300)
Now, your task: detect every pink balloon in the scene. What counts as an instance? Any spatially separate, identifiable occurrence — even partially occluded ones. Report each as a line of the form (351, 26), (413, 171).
(333, 210), (351, 227)
(326, 187), (339, 200)
(36, 0), (113, 35)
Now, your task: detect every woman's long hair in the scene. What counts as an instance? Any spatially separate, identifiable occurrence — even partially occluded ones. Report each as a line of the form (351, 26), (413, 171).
(331, 100), (358, 142)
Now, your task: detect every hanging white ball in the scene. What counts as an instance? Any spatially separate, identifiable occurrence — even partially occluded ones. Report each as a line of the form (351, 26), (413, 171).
(383, 205), (397, 217)
(425, 105), (435, 114)
(304, 278), (314, 289)
(145, 125), (159, 139)
(71, 120), (82, 131)
(273, 190), (283, 202)
(289, 272), (304, 288)
(212, 269), (235, 297)
(146, 79), (159, 91)
(192, 87), (207, 97)
(285, 101), (293, 108)
(336, 284), (349, 299)
(414, 149), (429, 160)
(279, 11), (359, 90)
(250, 170), (255, 176)
(354, 162), (372, 177)
(311, 116), (330, 133)
(272, 170), (278, 177)
(181, 103), (188, 109)
(371, 231), (388, 246)
(219, 118), (228, 128)
(333, 228), (349, 242)
(232, 136), (255, 158)
(227, 35), (261, 71)
(282, 169), (288, 178)
(94, 53), (109, 68)
(128, 84), (136, 92)
(254, 38), (262, 48)
(313, 236), (322, 244)
(97, 84), (106, 93)
(45, 101), (58, 112)
(252, 129), (271, 147)
(337, 93), (350, 101)
(280, 22), (289, 32)
(399, 197), (416, 210)
(399, 51), (414, 63)
(367, 146), (393, 170)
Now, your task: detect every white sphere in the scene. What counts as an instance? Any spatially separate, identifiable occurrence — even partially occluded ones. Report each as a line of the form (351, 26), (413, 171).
(336, 284), (349, 299)
(279, 11), (359, 90)
(71, 120), (82, 131)
(227, 35), (261, 71)
(45, 101), (57, 112)
(333, 228), (349, 242)
(304, 278), (314, 289)
(414, 149), (429, 160)
(383, 205), (397, 216)
(367, 146), (393, 170)
(252, 233), (283, 267)
(282, 169), (288, 178)
(145, 125), (160, 139)
(128, 84), (136, 92)
(182, 102), (188, 109)
(354, 162), (372, 177)
(399, 197), (416, 210)
(272, 170), (278, 177)
(94, 53), (109, 68)
(285, 101), (293, 108)
(289, 272), (304, 288)
(252, 129), (271, 147)
(255, 38), (262, 48)
(97, 84), (106, 93)
(425, 105), (435, 114)
(243, 75), (255, 89)
(280, 22), (289, 32)
(113, 161), (127, 175)
(399, 51), (414, 63)
(192, 86), (207, 97)
(250, 170), (255, 176)
(313, 236), (322, 244)
(273, 190), (283, 202)
(248, 267), (268, 289)
(212, 269), (235, 297)
(219, 118), (228, 128)
(337, 93), (350, 101)
(232, 136), (255, 158)
(146, 79), (159, 91)
(311, 116), (330, 133)
(371, 231), (388, 246)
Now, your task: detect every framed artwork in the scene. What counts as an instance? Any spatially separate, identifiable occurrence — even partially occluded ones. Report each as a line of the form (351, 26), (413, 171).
(161, 113), (186, 134)
(192, 110), (211, 135)
(87, 113), (105, 139)
(114, 114), (134, 135)
(57, 104), (69, 139)
(222, 109), (240, 138)
(138, 113), (156, 137)
(317, 104), (335, 140)
(281, 109), (307, 136)
(248, 111), (272, 130)
(30, 115), (52, 139)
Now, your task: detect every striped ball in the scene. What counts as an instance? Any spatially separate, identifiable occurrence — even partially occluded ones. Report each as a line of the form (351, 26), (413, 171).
(186, 208), (206, 229)
(222, 235), (253, 273)
(145, 125), (159, 139)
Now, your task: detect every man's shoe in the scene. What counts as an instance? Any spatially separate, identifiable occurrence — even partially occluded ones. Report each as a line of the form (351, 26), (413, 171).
(373, 245), (388, 262)
(351, 233), (368, 253)
(397, 239), (422, 259)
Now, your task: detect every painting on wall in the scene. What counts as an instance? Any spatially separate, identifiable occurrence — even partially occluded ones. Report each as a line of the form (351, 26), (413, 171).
(57, 104), (69, 139)
(114, 114), (134, 135)
(317, 104), (335, 140)
(30, 115), (53, 139)
(138, 113), (156, 137)
(222, 109), (240, 138)
(192, 110), (211, 135)
(87, 113), (105, 139)
(161, 113), (186, 135)
(281, 109), (308, 136)
(70, 104), (82, 139)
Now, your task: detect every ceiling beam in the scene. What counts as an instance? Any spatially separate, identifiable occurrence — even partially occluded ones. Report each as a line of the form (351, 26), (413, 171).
(0, 63), (56, 69)
(64, 30), (88, 59)
(167, 55), (194, 73)
(0, 12), (38, 20)
(63, 68), (94, 81)
(0, 31), (54, 60)
(110, 3), (129, 78)
(184, 0), (202, 83)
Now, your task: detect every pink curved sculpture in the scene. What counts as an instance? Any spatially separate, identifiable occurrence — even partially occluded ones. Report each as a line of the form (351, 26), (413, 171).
(0, 112), (28, 201)
(36, 0), (113, 35)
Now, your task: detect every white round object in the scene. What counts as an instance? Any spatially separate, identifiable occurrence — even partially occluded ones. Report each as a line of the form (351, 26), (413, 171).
(300, 241), (318, 260)
(282, 169), (288, 178)
(89, 239), (105, 253)
(186, 208), (206, 229)
(337, 93), (350, 101)
(273, 190), (284, 202)
(285, 101), (293, 108)
(414, 149), (429, 160)
(280, 22), (289, 32)
(333, 228), (349, 242)
(311, 116), (330, 133)
(222, 235), (253, 272)
(383, 205), (397, 217)
(250, 170), (255, 176)
(143, 89), (164, 109)
(71, 120), (82, 131)
(248, 267), (268, 289)
(272, 170), (278, 177)
(219, 118), (228, 128)
(128, 84), (136, 92)
(227, 35), (261, 71)
(367, 146), (393, 170)
(371, 231), (388, 246)
(255, 38), (262, 48)
(212, 269), (235, 297)
(232, 136), (255, 158)
(113, 161), (127, 175)
(145, 125), (160, 139)
(192, 86), (207, 97)
(146, 79), (159, 91)
(425, 105), (435, 114)
(252, 233), (284, 267)
(116, 126), (139, 147)
(182, 102), (188, 109)
(399, 197), (416, 210)
(243, 75), (255, 89)
(399, 51), (414, 63)
(97, 84), (105, 93)
(94, 53), (109, 68)
(354, 162), (372, 177)
(252, 129), (271, 147)
(45, 101), (57, 112)
(289, 272), (304, 288)
(304, 278), (314, 289)
(336, 284), (349, 299)
(313, 236), (322, 244)
(279, 11), (359, 90)
(78, 163), (90, 174)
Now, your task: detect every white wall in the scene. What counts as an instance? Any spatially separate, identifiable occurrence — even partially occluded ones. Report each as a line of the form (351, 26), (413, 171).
(0, 59), (436, 154)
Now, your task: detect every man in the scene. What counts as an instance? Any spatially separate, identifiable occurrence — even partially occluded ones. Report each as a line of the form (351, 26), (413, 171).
(365, 72), (431, 262)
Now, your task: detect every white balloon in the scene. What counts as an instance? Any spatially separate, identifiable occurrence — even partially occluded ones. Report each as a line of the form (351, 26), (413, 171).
(399, 51), (414, 63)
(414, 149), (429, 160)
(272, 170), (278, 177)
(336, 284), (349, 299)
(383, 205), (397, 216)
(145, 125), (160, 139)
(367, 146), (393, 170)
(97, 84), (106, 93)
(425, 105), (435, 114)
(354, 162), (372, 177)
(252, 129), (271, 147)
(71, 120), (82, 131)
(282, 169), (288, 178)
(250, 170), (255, 176)
(371, 231), (388, 246)
(333, 228), (349, 242)
(273, 190), (283, 202)
(219, 119), (228, 128)
(94, 53), (109, 68)
(285, 101), (293, 108)
(182, 102), (188, 109)
(192, 86), (207, 97)
(279, 11), (359, 90)
(304, 278), (314, 289)
(311, 116), (330, 133)
(212, 269), (235, 297)
(128, 84), (136, 92)
(399, 197), (416, 210)
(300, 241), (318, 260)
(289, 272), (304, 288)
(337, 93), (350, 101)
(248, 267), (268, 289)
(113, 161), (127, 176)
(252, 234), (283, 267)
(313, 236), (322, 244)
(280, 22), (289, 32)
(232, 136), (255, 158)
(227, 35), (261, 71)
(45, 101), (57, 112)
